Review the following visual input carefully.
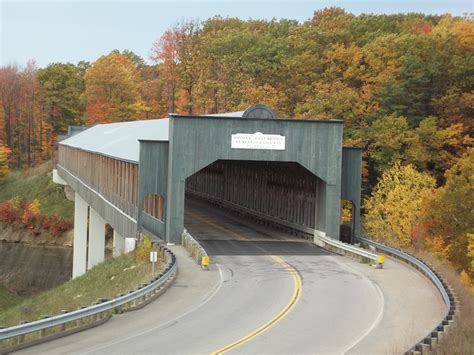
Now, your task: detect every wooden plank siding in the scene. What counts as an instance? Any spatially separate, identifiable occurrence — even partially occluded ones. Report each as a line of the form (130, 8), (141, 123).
(185, 160), (319, 230)
(58, 145), (139, 220)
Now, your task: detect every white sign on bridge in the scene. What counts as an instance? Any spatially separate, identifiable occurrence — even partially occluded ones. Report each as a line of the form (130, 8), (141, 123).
(231, 132), (286, 150)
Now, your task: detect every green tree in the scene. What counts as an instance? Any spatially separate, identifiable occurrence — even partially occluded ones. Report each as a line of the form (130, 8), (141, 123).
(405, 117), (472, 181)
(364, 161), (435, 248)
(38, 63), (85, 133)
(365, 114), (410, 177)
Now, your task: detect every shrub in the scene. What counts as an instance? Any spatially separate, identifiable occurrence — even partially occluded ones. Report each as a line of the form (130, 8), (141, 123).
(135, 234), (152, 262)
(21, 199), (41, 229)
(0, 198), (23, 224)
(48, 214), (72, 237)
(0, 197), (72, 237)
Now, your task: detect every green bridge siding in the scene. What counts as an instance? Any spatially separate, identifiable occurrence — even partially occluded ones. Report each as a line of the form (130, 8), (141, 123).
(341, 148), (363, 241)
(137, 141), (169, 236)
(138, 115), (345, 244)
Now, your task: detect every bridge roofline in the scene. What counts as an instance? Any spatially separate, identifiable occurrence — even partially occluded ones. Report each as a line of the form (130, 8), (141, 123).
(169, 113), (344, 123)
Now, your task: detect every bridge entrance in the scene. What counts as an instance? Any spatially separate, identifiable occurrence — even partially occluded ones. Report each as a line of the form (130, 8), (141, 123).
(185, 160), (325, 241)
(134, 105), (362, 245)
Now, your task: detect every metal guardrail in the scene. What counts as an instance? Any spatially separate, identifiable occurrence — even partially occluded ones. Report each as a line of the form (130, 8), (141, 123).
(359, 236), (458, 355)
(0, 247), (177, 344)
(182, 229), (210, 269)
(315, 233), (385, 268)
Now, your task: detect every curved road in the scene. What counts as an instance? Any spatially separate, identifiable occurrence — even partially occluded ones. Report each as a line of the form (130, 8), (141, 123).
(18, 199), (446, 354)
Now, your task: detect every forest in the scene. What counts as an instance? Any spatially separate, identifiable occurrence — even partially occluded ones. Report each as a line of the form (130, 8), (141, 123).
(0, 8), (472, 283)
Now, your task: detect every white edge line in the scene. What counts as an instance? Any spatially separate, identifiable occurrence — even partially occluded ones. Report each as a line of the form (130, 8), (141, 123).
(336, 259), (385, 355)
(83, 263), (224, 354)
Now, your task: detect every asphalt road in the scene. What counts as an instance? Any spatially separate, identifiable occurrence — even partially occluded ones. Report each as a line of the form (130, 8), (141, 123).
(18, 199), (446, 354)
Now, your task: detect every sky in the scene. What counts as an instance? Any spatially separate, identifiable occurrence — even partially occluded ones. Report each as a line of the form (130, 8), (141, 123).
(1, 0), (473, 68)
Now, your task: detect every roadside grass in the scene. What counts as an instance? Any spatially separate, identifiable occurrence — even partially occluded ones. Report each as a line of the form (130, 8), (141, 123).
(0, 251), (162, 327)
(0, 285), (22, 313)
(416, 251), (474, 354)
(0, 161), (74, 222)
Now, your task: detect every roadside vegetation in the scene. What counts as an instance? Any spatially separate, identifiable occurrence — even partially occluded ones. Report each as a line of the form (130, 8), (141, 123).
(0, 285), (22, 313)
(0, 161), (73, 222)
(0, 161), (73, 238)
(0, 238), (160, 328)
(364, 150), (474, 288)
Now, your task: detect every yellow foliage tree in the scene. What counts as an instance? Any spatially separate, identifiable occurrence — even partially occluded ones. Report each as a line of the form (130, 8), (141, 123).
(83, 53), (144, 124)
(0, 144), (10, 179)
(364, 161), (435, 248)
(21, 198), (41, 227)
(135, 234), (152, 262)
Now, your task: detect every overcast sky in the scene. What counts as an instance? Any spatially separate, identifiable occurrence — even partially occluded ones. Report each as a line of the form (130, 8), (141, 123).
(1, 0), (472, 68)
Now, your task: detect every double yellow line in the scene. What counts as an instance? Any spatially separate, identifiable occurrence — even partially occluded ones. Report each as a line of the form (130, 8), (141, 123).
(211, 255), (303, 354)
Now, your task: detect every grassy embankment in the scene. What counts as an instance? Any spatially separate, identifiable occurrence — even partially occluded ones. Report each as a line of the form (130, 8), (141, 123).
(0, 162), (164, 346)
(0, 286), (22, 313)
(0, 161), (73, 222)
(0, 250), (161, 328)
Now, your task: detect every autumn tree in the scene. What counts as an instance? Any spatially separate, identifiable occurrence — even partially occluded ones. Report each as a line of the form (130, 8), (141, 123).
(0, 144), (10, 178)
(0, 65), (21, 149)
(151, 31), (179, 113)
(174, 21), (201, 114)
(138, 65), (168, 118)
(83, 53), (144, 124)
(364, 162), (436, 248)
(422, 149), (474, 275)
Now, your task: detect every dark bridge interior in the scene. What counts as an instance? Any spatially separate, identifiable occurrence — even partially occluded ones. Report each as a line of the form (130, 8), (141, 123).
(185, 160), (323, 237)
(184, 160), (327, 255)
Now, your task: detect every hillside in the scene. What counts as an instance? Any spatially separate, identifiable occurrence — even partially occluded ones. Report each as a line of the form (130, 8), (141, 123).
(0, 161), (73, 222)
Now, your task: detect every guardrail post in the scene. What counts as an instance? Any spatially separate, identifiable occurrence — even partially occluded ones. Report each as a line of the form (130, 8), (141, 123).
(60, 310), (68, 331)
(428, 335), (437, 349)
(437, 328), (444, 342)
(40, 315), (51, 337)
(78, 306), (85, 326)
(18, 320), (27, 344)
(417, 342), (430, 354)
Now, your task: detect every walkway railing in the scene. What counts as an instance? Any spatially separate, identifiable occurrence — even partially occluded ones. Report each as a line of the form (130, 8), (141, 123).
(314, 233), (384, 268)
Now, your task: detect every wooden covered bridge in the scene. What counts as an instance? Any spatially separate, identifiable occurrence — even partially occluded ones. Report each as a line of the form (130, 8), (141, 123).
(54, 105), (362, 277)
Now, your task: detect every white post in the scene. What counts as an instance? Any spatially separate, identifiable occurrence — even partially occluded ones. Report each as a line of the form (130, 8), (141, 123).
(72, 193), (88, 278)
(113, 230), (126, 257)
(88, 207), (106, 270)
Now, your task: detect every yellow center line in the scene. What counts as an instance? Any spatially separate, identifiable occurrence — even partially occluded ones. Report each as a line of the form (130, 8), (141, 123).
(187, 210), (250, 241)
(210, 255), (303, 355)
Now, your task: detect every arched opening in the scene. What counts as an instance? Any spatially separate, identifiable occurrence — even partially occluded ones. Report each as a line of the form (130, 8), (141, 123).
(340, 200), (354, 244)
(184, 160), (326, 250)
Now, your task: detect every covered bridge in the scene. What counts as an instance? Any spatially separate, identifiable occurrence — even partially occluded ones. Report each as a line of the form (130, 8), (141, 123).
(55, 105), (362, 277)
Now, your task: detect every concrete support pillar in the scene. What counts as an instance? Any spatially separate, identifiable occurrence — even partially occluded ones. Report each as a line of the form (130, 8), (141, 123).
(72, 193), (88, 279)
(113, 230), (126, 257)
(88, 207), (106, 270)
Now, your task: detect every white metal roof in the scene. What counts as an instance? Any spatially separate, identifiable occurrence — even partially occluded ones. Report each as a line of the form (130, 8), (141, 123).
(59, 118), (170, 163)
